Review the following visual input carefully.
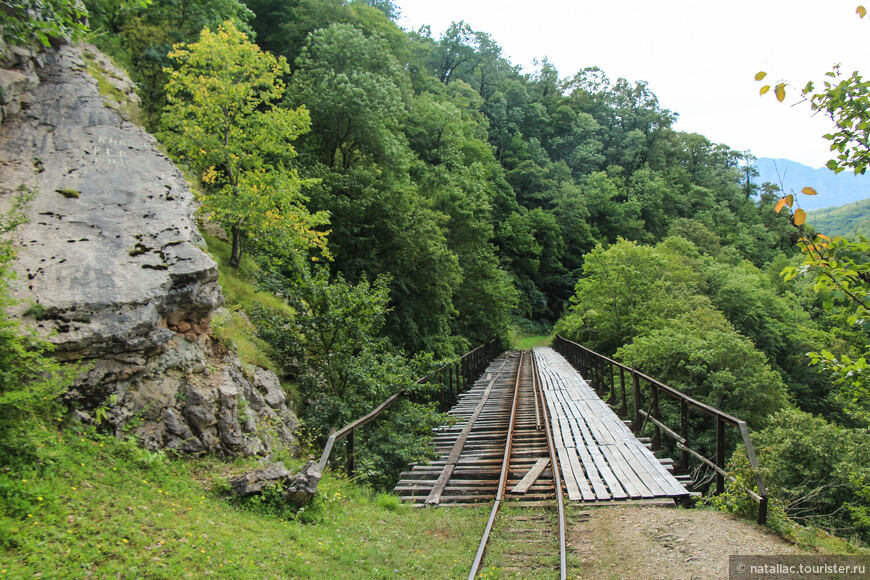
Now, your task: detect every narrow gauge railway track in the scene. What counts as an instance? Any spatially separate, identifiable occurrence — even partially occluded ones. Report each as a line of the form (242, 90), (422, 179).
(466, 350), (568, 579)
(395, 350), (570, 577)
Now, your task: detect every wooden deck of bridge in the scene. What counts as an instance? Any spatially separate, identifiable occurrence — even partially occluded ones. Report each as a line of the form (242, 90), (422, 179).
(395, 348), (689, 504)
(534, 346), (688, 502)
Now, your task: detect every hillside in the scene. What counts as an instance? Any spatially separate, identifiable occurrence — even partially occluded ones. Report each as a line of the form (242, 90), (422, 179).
(2, 425), (842, 578)
(754, 157), (870, 210)
(2, 0), (870, 572)
(807, 197), (870, 238)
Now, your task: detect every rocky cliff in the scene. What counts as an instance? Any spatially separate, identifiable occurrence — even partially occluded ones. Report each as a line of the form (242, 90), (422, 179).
(0, 41), (298, 457)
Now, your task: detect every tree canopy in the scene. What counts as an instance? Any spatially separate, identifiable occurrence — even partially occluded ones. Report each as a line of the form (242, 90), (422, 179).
(160, 21), (329, 267)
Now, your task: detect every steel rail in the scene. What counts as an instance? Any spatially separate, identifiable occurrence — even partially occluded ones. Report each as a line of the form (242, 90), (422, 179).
(467, 350), (526, 579)
(467, 349), (567, 579)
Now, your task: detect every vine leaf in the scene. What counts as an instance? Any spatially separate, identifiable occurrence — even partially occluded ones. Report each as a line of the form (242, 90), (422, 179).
(775, 83), (786, 102)
(775, 197), (787, 213)
(794, 208), (807, 226)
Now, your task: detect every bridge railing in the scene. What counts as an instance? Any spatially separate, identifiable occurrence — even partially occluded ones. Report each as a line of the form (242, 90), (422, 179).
(554, 335), (768, 525)
(316, 339), (500, 478)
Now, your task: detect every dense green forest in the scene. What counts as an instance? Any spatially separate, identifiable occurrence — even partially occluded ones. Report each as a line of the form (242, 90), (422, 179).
(809, 198), (870, 238)
(3, 0), (869, 547)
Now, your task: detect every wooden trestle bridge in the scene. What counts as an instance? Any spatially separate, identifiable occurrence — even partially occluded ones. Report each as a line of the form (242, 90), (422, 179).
(315, 337), (767, 578)
(395, 347), (689, 505)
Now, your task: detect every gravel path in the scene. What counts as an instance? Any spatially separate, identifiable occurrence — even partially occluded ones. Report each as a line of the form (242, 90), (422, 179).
(568, 505), (812, 579)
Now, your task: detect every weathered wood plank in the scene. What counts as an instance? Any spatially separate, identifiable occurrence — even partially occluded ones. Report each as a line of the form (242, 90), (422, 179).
(510, 458), (550, 494)
(533, 346), (689, 502)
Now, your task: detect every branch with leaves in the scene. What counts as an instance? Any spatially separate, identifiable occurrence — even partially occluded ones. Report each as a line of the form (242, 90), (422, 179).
(160, 20), (329, 267)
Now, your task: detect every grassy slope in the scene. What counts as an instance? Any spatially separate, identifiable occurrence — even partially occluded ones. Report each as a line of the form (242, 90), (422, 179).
(0, 428), (488, 578)
(513, 333), (553, 349)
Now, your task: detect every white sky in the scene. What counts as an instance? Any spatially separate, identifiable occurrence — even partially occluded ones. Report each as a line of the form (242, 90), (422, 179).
(396, 0), (870, 169)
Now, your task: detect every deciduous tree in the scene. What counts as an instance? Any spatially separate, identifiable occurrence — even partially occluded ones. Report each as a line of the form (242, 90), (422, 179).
(161, 21), (328, 267)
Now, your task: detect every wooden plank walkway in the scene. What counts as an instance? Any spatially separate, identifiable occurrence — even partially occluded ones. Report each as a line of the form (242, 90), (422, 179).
(534, 347), (688, 502)
(394, 348), (688, 505)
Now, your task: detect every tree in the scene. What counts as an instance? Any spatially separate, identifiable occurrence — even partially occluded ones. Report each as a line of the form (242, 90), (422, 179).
(726, 409), (870, 541)
(616, 306), (788, 430)
(289, 23), (408, 170)
(759, 6), (870, 423)
(0, 0), (89, 46)
(256, 261), (443, 489)
(84, 0), (253, 123)
(161, 20), (328, 267)
(555, 238), (695, 354)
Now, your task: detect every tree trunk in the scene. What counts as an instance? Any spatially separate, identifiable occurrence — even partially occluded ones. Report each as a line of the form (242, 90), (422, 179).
(230, 223), (242, 268)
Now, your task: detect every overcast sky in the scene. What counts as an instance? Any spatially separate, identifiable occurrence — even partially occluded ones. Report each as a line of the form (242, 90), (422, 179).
(395, 0), (870, 169)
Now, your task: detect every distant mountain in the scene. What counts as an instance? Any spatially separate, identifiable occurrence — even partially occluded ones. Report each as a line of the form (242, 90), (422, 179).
(753, 158), (870, 210)
(807, 198), (870, 238)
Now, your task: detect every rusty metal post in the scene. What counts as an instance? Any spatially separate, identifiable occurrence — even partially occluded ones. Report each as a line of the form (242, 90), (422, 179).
(597, 358), (604, 397)
(716, 415), (725, 495)
(632, 369), (641, 434)
(346, 427), (355, 476)
(651, 385), (661, 451)
(608, 364), (615, 406)
(619, 367), (627, 416)
(679, 399), (689, 472)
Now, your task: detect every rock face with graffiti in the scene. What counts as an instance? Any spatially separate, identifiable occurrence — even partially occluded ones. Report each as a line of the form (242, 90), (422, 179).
(0, 41), (298, 457)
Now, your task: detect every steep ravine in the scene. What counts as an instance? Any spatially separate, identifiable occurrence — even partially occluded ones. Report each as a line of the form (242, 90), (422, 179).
(0, 40), (298, 458)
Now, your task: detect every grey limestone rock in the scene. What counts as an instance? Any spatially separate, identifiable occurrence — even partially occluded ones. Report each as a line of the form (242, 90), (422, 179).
(228, 460), (321, 507)
(0, 43), (299, 459)
(228, 462), (291, 497)
(0, 42), (220, 359)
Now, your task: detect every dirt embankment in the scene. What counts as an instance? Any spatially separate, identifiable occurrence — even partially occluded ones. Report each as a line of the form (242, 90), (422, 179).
(569, 505), (813, 579)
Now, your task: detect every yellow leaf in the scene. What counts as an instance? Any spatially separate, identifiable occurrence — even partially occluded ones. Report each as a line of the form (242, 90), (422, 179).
(774, 197), (787, 213)
(858, 5), (867, 18)
(786, 194), (794, 208)
(801, 186), (818, 195)
(794, 208), (807, 226)
(760, 85), (771, 95)
(817, 234), (832, 241)
(755, 71), (768, 81)
(775, 83), (786, 102)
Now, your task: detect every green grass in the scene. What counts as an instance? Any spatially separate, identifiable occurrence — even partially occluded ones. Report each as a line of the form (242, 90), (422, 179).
(0, 426), (489, 578)
(512, 333), (553, 349)
(201, 231), (293, 316)
(200, 231), (295, 378)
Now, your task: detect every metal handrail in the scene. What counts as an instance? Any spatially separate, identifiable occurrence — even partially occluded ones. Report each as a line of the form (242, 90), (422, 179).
(315, 339), (500, 478)
(554, 335), (768, 525)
